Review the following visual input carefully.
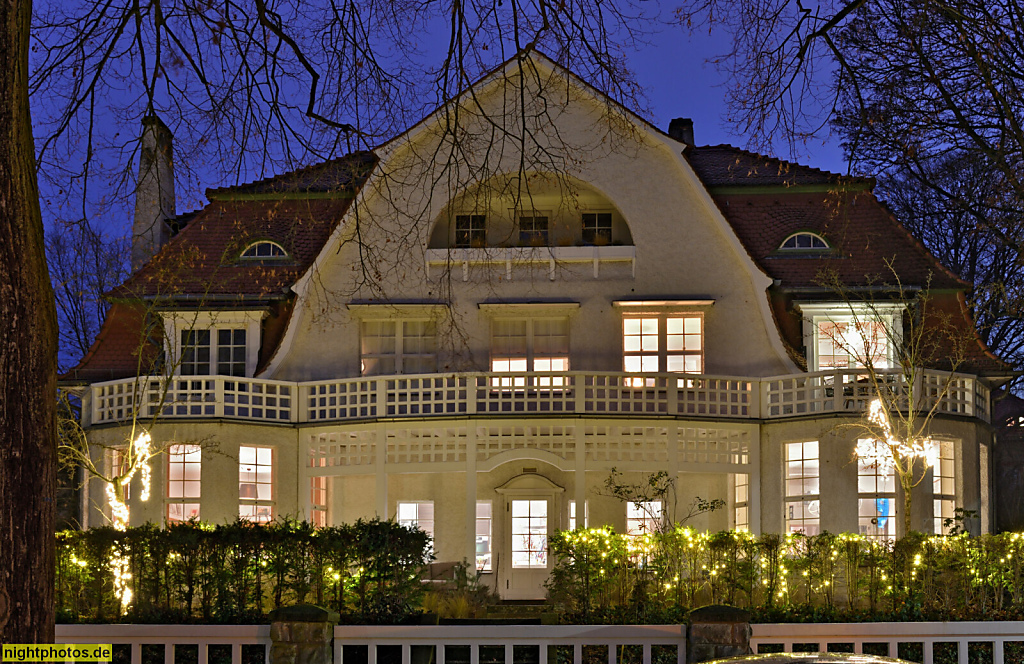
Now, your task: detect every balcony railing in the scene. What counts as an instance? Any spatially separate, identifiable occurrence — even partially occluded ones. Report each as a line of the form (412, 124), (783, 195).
(90, 368), (990, 426)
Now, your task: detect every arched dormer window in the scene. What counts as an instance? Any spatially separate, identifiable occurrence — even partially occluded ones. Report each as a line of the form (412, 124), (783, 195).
(780, 232), (829, 251)
(241, 241), (287, 259)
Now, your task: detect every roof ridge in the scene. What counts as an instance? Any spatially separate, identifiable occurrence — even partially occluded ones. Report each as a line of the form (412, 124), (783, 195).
(695, 143), (864, 182)
(206, 150), (376, 197)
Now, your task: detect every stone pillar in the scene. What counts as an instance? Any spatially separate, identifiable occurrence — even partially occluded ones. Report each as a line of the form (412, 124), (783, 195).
(686, 605), (752, 663)
(269, 604), (339, 664)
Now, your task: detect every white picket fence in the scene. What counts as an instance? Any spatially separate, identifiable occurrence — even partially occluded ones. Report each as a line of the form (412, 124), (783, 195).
(55, 621), (1024, 664)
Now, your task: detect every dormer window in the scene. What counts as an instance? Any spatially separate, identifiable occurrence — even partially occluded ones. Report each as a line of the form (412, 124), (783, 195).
(241, 241), (287, 259)
(518, 211), (550, 246)
(780, 232), (829, 250)
(582, 212), (612, 245)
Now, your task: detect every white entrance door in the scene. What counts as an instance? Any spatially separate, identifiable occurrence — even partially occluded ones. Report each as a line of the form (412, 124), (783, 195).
(505, 497), (550, 599)
(495, 472), (564, 600)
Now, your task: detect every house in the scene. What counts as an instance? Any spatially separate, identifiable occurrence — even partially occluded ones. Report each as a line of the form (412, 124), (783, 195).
(64, 51), (1007, 599)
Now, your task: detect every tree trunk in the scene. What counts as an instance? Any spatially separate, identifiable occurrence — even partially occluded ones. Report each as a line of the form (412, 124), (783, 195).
(902, 475), (913, 537)
(0, 0), (58, 643)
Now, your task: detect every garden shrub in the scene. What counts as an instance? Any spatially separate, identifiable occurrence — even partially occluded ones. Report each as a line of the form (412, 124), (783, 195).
(56, 518), (431, 624)
(547, 528), (1024, 623)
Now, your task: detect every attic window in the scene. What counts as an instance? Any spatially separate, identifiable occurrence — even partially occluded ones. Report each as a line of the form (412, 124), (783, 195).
(241, 241), (287, 259)
(780, 232), (829, 251)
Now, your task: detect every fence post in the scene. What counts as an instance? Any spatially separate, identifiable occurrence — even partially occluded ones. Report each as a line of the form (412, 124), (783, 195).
(269, 604), (339, 664)
(686, 605), (751, 664)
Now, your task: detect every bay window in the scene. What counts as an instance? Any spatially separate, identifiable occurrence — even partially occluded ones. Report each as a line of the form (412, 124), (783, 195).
(798, 303), (904, 372)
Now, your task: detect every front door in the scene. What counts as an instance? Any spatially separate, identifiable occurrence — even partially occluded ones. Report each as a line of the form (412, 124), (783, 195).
(496, 473), (563, 600)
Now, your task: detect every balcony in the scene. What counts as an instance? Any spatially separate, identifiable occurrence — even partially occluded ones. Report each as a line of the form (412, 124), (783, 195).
(89, 369), (990, 426)
(424, 245), (636, 280)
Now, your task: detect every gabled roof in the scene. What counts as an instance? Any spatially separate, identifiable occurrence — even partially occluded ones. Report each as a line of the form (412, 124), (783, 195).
(109, 153), (377, 301)
(62, 303), (161, 383)
(687, 145), (871, 190)
(711, 189), (967, 291)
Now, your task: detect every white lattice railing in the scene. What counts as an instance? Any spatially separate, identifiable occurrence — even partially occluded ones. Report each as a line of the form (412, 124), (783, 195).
(91, 369), (990, 426)
(56, 624), (270, 664)
(55, 621), (1024, 664)
(751, 621), (1024, 664)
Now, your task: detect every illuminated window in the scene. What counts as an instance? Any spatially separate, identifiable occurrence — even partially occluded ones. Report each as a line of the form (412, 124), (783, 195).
(933, 441), (956, 534)
(109, 449), (131, 502)
(180, 328), (247, 377)
(490, 318), (569, 387)
(582, 212), (612, 244)
(857, 445), (896, 540)
(568, 500), (589, 529)
(360, 320), (437, 376)
(816, 319), (891, 370)
(785, 441), (820, 535)
(167, 444), (201, 522)
(476, 501), (492, 572)
(454, 215), (486, 248)
(623, 315), (703, 383)
(398, 501), (435, 554)
(239, 446), (273, 523)
(733, 473), (750, 532)
(626, 501), (663, 536)
(240, 241), (287, 259)
(310, 475), (328, 528)
(511, 499), (548, 568)
(780, 232), (828, 250)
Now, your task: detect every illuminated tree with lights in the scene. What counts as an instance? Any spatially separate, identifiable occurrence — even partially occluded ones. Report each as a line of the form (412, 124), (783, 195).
(817, 265), (974, 536)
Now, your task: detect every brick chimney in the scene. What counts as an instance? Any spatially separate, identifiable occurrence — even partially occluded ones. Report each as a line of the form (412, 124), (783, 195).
(668, 117), (694, 147)
(131, 114), (175, 271)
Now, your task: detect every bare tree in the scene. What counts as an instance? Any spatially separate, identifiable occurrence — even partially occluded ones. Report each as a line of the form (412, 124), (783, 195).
(815, 265), (974, 534)
(7, 0), (664, 638)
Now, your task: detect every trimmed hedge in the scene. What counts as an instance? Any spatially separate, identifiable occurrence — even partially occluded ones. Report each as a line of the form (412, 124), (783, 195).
(547, 528), (1024, 624)
(56, 519), (431, 624)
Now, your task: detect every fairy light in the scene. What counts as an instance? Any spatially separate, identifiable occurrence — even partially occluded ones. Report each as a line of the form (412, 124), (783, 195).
(857, 399), (940, 471)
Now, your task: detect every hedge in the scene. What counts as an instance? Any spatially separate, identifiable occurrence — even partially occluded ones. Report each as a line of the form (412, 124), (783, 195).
(547, 528), (1024, 624)
(56, 519), (431, 624)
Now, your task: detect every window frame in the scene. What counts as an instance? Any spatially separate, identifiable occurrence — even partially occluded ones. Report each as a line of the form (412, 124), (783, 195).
(581, 211), (613, 245)
(510, 498), (549, 569)
(621, 314), (704, 375)
(856, 441), (897, 541)
(167, 444), (202, 523)
(516, 209), (551, 246)
(932, 440), (957, 534)
(626, 501), (663, 536)
(568, 499), (589, 530)
(798, 303), (904, 372)
(731, 473), (750, 532)
(359, 318), (438, 376)
(397, 501), (436, 554)
(779, 232), (829, 251)
(240, 240), (288, 259)
(164, 311), (264, 378)
(454, 214), (487, 248)
(785, 441), (821, 536)
(238, 445), (274, 523)
(476, 501), (492, 572)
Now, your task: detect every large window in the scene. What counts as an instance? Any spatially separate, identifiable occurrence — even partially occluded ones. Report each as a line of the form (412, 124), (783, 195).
(398, 502), (435, 553)
(360, 320), (437, 376)
(816, 318), (890, 370)
(454, 214), (486, 248)
(476, 501), (492, 572)
(180, 328), (247, 376)
(511, 499), (548, 568)
(626, 501), (663, 536)
(732, 473), (750, 532)
(490, 318), (569, 386)
(785, 441), (820, 535)
(623, 315), (703, 375)
(857, 445), (896, 540)
(933, 440), (956, 534)
(239, 446), (273, 522)
(311, 476), (328, 528)
(167, 444), (201, 522)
